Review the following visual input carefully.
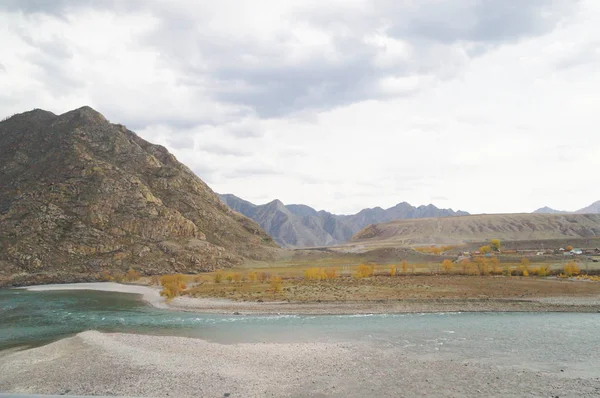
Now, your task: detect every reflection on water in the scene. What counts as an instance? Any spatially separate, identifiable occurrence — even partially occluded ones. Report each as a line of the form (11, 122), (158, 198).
(1, 289), (599, 376)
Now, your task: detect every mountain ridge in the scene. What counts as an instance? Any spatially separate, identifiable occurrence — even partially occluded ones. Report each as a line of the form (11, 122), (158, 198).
(533, 200), (600, 215)
(218, 193), (469, 248)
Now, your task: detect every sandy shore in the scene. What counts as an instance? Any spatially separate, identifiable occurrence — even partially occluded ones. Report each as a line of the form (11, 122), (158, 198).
(24, 282), (168, 309)
(1, 330), (599, 397)
(23, 282), (600, 314)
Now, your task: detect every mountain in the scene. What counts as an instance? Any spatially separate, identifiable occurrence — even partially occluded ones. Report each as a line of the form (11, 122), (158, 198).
(534, 200), (600, 214)
(351, 213), (600, 247)
(575, 200), (600, 214)
(533, 206), (569, 214)
(0, 107), (277, 286)
(219, 194), (468, 248)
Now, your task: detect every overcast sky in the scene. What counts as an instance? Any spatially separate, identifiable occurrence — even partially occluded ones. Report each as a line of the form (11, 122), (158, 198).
(1, 1), (599, 215)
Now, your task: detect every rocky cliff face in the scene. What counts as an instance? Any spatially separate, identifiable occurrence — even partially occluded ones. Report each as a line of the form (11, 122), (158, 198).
(0, 107), (278, 286)
(219, 194), (468, 248)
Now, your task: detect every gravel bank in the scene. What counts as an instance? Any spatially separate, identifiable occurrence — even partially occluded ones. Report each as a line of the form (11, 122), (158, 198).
(23, 282), (167, 309)
(1, 331), (599, 397)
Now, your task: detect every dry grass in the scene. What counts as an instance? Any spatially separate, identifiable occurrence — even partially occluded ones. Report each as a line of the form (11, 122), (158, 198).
(185, 274), (600, 302)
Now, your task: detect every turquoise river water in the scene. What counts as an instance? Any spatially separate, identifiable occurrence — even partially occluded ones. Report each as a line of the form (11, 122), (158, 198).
(1, 288), (599, 377)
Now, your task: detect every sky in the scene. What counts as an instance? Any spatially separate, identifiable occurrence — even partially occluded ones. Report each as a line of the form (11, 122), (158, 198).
(1, 0), (599, 215)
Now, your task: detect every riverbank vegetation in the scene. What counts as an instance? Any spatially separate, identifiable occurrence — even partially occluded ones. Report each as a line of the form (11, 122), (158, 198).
(137, 257), (600, 302)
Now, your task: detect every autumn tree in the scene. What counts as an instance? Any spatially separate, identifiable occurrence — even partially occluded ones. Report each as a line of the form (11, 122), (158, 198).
(479, 245), (492, 254)
(389, 264), (397, 277)
(401, 260), (408, 273)
(490, 239), (501, 252)
(566, 245), (574, 251)
(441, 259), (453, 273)
(519, 258), (530, 276)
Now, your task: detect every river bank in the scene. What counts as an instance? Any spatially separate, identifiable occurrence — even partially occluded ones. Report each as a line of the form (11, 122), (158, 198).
(2, 329), (599, 397)
(22, 282), (600, 314)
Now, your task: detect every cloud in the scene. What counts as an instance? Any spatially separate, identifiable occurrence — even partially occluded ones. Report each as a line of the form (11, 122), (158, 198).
(1, 0), (600, 215)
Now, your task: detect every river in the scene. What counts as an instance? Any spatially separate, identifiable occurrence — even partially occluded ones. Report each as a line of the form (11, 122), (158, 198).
(2, 288), (599, 378)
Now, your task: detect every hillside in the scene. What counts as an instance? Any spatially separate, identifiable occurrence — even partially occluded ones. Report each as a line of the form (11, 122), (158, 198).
(0, 107), (278, 286)
(219, 194), (468, 248)
(350, 213), (600, 247)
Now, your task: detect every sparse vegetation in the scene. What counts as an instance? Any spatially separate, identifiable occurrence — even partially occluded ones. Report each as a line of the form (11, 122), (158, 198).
(125, 268), (141, 282)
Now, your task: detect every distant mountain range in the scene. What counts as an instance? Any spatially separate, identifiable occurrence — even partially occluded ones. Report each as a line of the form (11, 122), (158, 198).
(533, 201), (600, 215)
(218, 194), (468, 248)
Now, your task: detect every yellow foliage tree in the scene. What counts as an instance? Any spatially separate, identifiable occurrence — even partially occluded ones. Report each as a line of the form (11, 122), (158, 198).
(325, 268), (337, 280)
(354, 264), (374, 279)
(490, 257), (500, 275)
(479, 245), (492, 254)
(563, 262), (580, 277)
(270, 275), (283, 292)
(389, 264), (397, 277)
(247, 272), (257, 283)
(401, 260), (408, 273)
(441, 259), (453, 273)
(160, 274), (187, 299)
(490, 239), (501, 252)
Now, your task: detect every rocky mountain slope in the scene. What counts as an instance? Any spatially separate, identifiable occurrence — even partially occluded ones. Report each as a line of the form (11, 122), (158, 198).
(351, 213), (600, 247)
(219, 194), (468, 248)
(533, 200), (600, 214)
(0, 107), (278, 286)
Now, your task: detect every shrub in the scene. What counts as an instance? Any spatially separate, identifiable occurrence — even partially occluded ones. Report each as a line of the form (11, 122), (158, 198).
(113, 272), (126, 283)
(257, 271), (269, 283)
(125, 268), (141, 282)
(232, 273), (242, 283)
(226, 273), (234, 283)
(214, 271), (223, 284)
(247, 272), (257, 283)
(100, 270), (114, 282)
(389, 264), (397, 276)
(522, 269), (529, 277)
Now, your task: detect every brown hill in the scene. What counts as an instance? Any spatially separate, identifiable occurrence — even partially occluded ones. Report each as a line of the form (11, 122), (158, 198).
(0, 107), (278, 286)
(350, 213), (600, 248)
